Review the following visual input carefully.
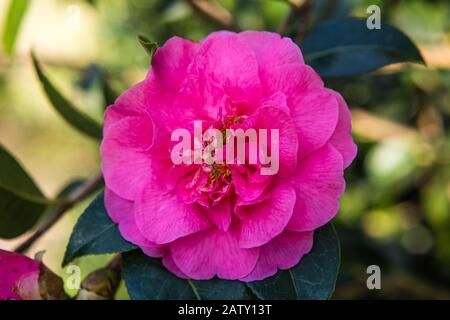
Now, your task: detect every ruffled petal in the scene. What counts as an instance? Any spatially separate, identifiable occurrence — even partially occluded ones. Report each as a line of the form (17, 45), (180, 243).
(104, 189), (165, 257)
(287, 144), (345, 232)
(135, 183), (212, 245)
(242, 230), (313, 281)
(328, 90), (357, 168)
(238, 184), (296, 248)
(170, 228), (260, 280)
(238, 31), (304, 67)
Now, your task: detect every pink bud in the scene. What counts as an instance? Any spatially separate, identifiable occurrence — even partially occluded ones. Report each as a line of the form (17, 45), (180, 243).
(0, 249), (41, 300)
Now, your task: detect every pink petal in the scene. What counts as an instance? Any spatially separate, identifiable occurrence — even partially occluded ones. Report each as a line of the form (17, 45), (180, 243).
(260, 63), (323, 102)
(104, 188), (165, 257)
(208, 198), (232, 232)
(148, 36), (198, 92)
(0, 250), (40, 300)
(111, 80), (150, 113)
(101, 148), (152, 201)
(101, 106), (154, 151)
(238, 31), (304, 67)
(101, 86), (155, 200)
(183, 31), (262, 115)
(243, 103), (299, 177)
(232, 168), (272, 202)
(170, 228), (260, 280)
(242, 230), (313, 281)
(238, 184), (296, 248)
(260, 63), (338, 158)
(162, 254), (189, 279)
(292, 89), (340, 159)
(328, 90), (357, 168)
(134, 183), (212, 245)
(287, 144), (345, 232)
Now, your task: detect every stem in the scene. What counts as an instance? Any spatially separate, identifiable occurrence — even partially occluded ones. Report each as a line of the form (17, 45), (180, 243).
(185, 0), (239, 31)
(14, 171), (103, 254)
(277, 7), (296, 35)
(277, 0), (314, 40)
(294, 0), (314, 43)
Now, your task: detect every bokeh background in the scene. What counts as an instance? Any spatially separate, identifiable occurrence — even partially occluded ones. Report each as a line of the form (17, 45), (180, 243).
(1, 0), (450, 299)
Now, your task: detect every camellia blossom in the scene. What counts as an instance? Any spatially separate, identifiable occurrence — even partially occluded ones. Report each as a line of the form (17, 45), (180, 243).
(0, 249), (41, 300)
(101, 31), (357, 281)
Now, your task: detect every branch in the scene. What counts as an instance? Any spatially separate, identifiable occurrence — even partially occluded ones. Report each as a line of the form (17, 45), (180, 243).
(185, 0), (239, 31)
(277, 0), (313, 40)
(14, 171), (103, 254)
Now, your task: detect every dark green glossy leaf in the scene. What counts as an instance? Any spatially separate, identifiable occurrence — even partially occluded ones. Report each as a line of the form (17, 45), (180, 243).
(123, 250), (249, 300)
(247, 223), (340, 300)
(0, 144), (48, 238)
(137, 35), (158, 61)
(302, 18), (425, 77)
(63, 192), (136, 266)
(32, 53), (103, 140)
(2, 0), (30, 55)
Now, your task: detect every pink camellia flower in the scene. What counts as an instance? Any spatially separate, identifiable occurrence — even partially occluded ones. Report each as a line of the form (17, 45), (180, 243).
(101, 31), (357, 281)
(0, 249), (41, 300)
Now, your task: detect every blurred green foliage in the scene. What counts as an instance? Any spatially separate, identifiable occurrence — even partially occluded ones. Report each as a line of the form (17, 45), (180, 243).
(1, 0), (450, 299)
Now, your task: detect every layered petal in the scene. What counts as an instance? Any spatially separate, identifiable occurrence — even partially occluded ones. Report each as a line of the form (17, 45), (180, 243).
(242, 230), (313, 281)
(238, 184), (296, 248)
(0, 250), (40, 300)
(328, 90), (358, 168)
(181, 31), (263, 118)
(287, 144), (345, 232)
(135, 183), (212, 244)
(260, 63), (338, 158)
(243, 102), (299, 177)
(238, 31), (304, 67)
(101, 84), (155, 200)
(104, 188), (165, 257)
(170, 228), (260, 280)
(148, 36), (198, 91)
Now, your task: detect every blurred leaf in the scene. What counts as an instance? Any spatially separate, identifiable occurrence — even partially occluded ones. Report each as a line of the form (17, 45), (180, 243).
(2, 0), (30, 55)
(32, 53), (103, 140)
(85, 0), (97, 6)
(122, 250), (249, 300)
(137, 35), (158, 61)
(0, 144), (48, 238)
(302, 18), (425, 77)
(247, 223), (340, 300)
(100, 74), (118, 108)
(63, 192), (136, 266)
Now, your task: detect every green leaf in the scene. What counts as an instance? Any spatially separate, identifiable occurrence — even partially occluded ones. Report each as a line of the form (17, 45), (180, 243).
(2, 0), (30, 55)
(137, 35), (158, 61)
(63, 192), (136, 266)
(123, 250), (249, 300)
(247, 223), (340, 300)
(302, 18), (425, 77)
(0, 144), (48, 238)
(32, 53), (103, 140)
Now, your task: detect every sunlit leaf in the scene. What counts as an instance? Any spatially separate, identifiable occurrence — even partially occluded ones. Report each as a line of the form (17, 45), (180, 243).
(2, 0), (30, 55)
